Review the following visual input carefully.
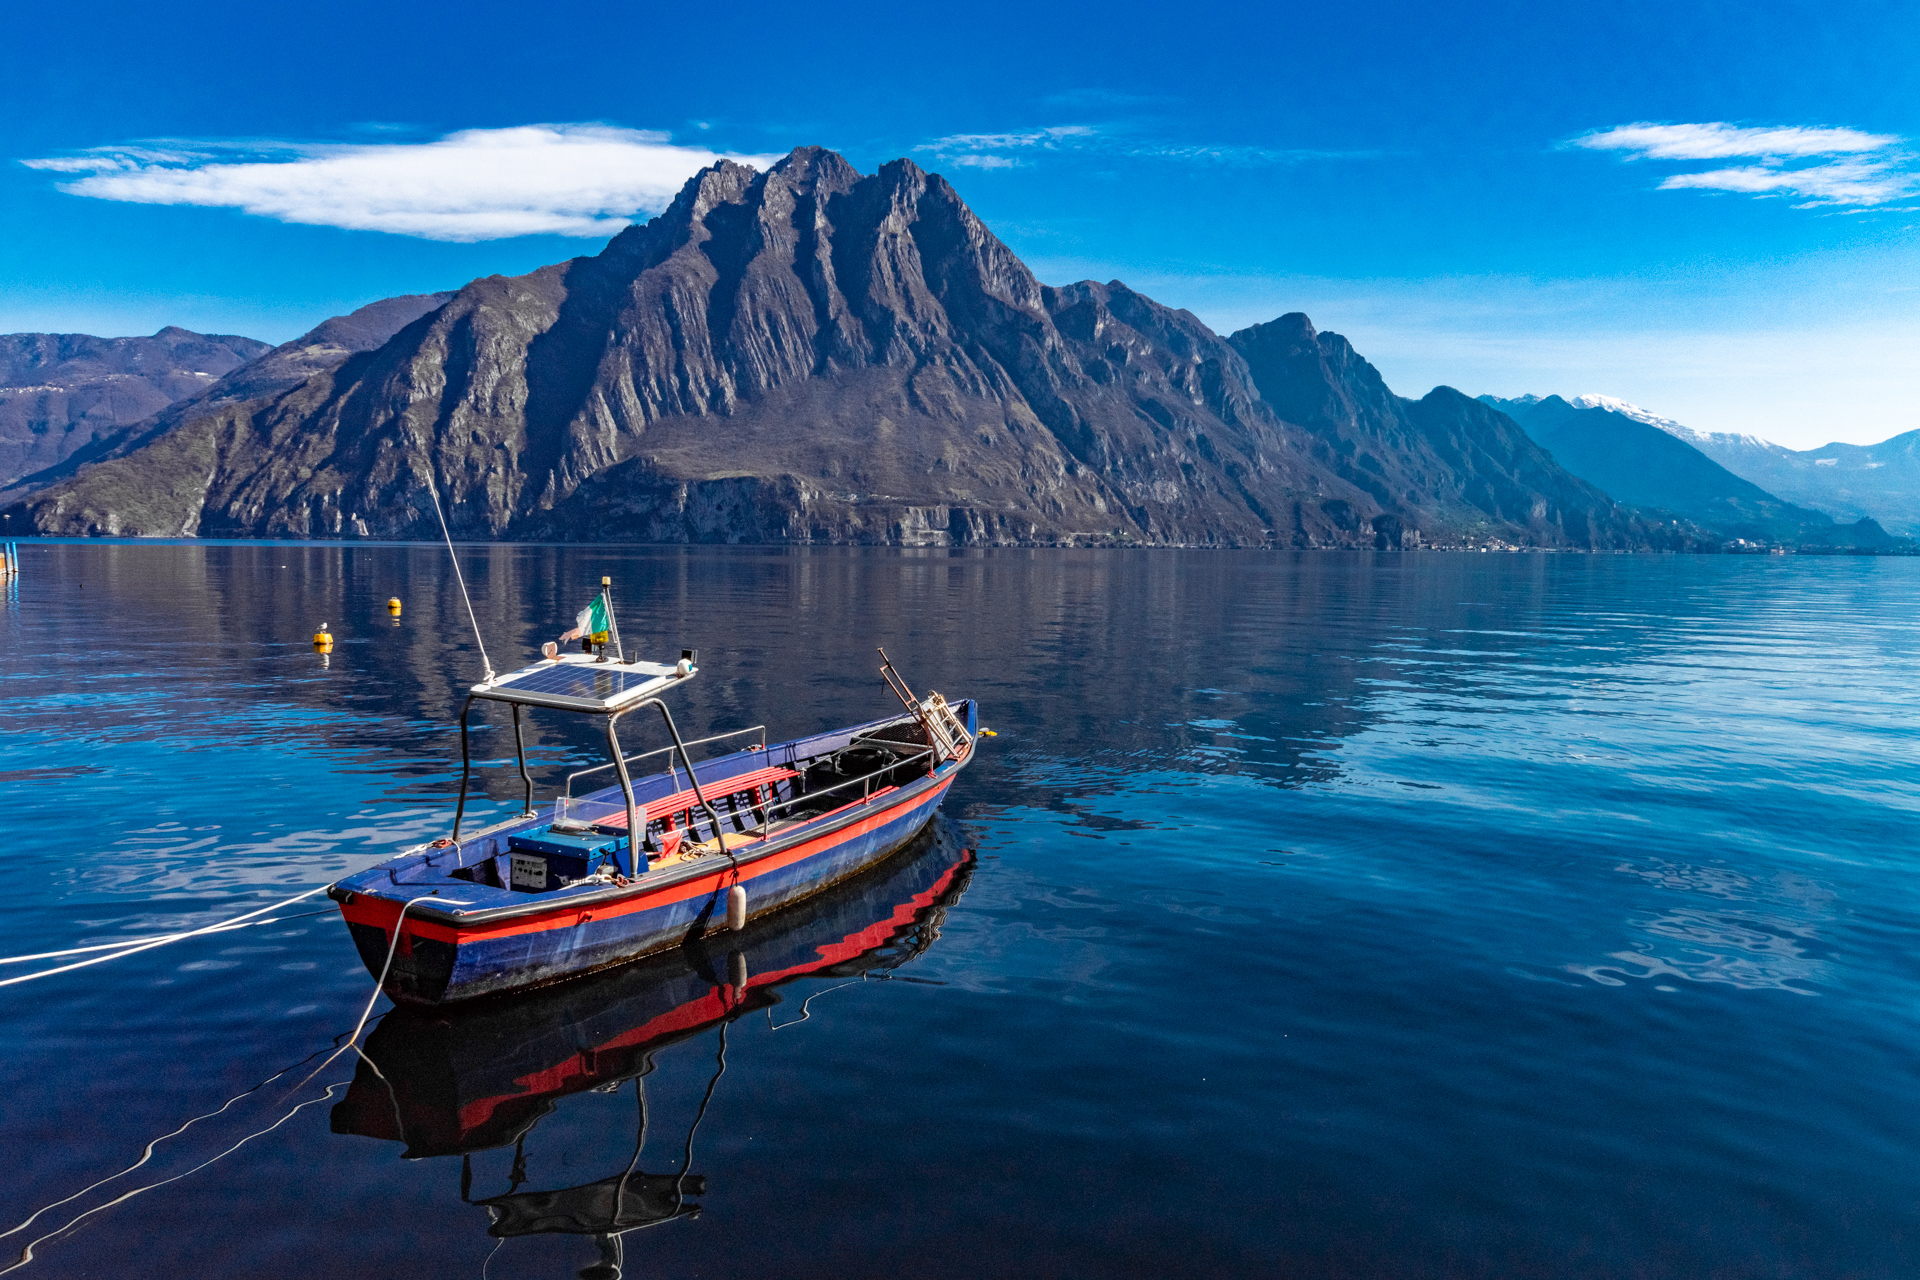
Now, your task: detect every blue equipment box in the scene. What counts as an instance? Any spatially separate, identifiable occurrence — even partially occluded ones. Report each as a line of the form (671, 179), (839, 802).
(507, 826), (642, 890)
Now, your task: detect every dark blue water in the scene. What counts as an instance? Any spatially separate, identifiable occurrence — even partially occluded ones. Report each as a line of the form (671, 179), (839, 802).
(3, 542), (1919, 1278)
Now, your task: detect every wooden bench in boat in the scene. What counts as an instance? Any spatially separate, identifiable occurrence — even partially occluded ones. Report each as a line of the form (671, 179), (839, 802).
(590, 766), (799, 861)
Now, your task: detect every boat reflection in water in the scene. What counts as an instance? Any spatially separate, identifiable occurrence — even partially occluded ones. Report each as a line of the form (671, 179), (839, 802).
(330, 821), (974, 1277)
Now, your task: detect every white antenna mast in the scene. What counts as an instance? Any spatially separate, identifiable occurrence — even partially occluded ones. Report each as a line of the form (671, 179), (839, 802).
(424, 468), (495, 683)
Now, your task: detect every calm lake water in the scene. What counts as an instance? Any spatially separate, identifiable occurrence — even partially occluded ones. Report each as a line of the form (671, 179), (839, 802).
(3, 542), (1920, 1278)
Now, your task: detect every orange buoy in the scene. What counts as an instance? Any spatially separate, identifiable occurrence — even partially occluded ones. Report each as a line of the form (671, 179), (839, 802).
(387, 597), (402, 616)
(313, 623), (334, 650)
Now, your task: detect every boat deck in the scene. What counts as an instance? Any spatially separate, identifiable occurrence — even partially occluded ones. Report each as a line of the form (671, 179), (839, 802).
(333, 706), (957, 923)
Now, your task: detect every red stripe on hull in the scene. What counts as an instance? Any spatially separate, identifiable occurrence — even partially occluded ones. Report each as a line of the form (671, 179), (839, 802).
(340, 776), (955, 951)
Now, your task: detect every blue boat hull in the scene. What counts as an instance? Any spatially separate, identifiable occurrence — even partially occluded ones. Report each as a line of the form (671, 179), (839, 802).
(332, 700), (974, 1004)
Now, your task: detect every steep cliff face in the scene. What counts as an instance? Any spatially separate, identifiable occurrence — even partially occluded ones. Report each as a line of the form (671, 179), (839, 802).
(0, 327), (270, 487)
(8, 148), (1673, 549)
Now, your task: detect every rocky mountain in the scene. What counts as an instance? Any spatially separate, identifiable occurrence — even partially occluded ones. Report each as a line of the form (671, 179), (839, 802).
(0, 327), (270, 487)
(6, 148), (1685, 550)
(1, 292), (454, 503)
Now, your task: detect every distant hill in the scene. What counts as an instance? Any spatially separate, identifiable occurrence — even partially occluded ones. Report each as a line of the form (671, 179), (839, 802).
(1479, 394), (1834, 537)
(4, 148), (1690, 549)
(1666, 422), (1920, 539)
(1235, 322), (1646, 550)
(1492, 393), (1920, 540)
(0, 328), (270, 487)
(2, 292), (454, 507)
(1479, 394), (1900, 550)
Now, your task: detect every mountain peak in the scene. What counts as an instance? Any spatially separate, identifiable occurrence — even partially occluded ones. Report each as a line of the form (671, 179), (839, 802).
(768, 145), (864, 194)
(1245, 312), (1318, 342)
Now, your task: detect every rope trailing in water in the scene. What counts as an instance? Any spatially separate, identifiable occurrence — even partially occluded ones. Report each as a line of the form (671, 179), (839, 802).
(0, 1080), (352, 1274)
(0, 892), (465, 1270)
(0, 886), (333, 989)
(0, 908), (334, 967)
(423, 469), (495, 683)
(0, 1038), (339, 1260)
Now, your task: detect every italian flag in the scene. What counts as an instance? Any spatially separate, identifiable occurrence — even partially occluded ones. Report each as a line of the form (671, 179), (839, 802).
(562, 592), (611, 642)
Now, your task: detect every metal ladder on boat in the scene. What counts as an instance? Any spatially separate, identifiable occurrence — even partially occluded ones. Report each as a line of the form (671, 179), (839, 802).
(879, 649), (972, 764)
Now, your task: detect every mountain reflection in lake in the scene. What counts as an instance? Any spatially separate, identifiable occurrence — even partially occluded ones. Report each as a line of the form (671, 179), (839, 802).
(4, 543), (1920, 1278)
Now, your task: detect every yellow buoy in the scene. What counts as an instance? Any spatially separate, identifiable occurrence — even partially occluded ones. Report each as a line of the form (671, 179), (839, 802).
(313, 623), (334, 650)
(386, 597), (402, 616)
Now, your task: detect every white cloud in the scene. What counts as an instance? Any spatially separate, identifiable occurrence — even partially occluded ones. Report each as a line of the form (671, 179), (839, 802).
(1571, 122), (1896, 161)
(1658, 159), (1912, 206)
(1568, 120), (1914, 209)
(22, 125), (782, 241)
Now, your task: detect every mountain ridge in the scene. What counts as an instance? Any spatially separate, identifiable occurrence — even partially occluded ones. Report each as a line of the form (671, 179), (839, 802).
(0, 292), (456, 507)
(0, 327), (271, 488)
(7, 147), (1689, 551)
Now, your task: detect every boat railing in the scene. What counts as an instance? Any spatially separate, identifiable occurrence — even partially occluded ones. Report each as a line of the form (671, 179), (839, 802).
(559, 737), (940, 842)
(562, 725), (769, 806)
(751, 740), (939, 825)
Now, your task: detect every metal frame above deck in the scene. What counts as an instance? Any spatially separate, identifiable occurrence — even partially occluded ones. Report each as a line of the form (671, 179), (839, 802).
(470, 655), (693, 714)
(453, 653), (735, 874)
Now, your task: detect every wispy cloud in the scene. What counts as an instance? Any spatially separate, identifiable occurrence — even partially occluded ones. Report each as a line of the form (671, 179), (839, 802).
(919, 123), (1369, 171)
(1659, 159), (1910, 205)
(22, 125), (781, 241)
(1571, 122), (1896, 161)
(1569, 121), (1913, 207)
(1135, 142), (1380, 165)
(924, 125), (1101, 168)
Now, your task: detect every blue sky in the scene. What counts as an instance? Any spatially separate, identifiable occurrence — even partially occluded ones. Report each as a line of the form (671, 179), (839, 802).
(2, 0), (1915, 448)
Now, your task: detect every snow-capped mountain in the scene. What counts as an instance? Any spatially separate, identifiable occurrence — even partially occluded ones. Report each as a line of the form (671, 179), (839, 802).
(1566, 394), (1776, 453)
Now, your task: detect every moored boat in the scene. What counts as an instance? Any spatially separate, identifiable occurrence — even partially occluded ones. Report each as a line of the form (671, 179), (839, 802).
(330, 822), (974, 1157)
(328, 580), (978, 1005)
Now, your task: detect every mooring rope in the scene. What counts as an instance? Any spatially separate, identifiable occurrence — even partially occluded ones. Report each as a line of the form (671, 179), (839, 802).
(0, 909), (334, 968)
(0, 909), (454, 1273)
(0, 1015), (387, 1273)
(0, 886), (335, 989)
(0, 1079), (351, 1274)
(0, 1040), (334, 1253)
(289, 892), (470, 1095)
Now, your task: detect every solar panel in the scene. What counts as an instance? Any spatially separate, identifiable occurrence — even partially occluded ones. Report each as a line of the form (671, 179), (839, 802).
(473, 658), (686, 712)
